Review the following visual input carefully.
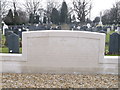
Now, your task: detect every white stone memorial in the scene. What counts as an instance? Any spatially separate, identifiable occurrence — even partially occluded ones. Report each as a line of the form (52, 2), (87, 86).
(21, 30), (105, 73)
(1, 30), (118, 74)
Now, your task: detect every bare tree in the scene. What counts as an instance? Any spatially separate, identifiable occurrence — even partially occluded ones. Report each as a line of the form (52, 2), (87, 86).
(73, 0), (92, 24)
(102, 1), (120, 25)
(112, 1), (120, 24)
(67, 6), (74, 16)
(46, 0), (60, 14)
(44, 0), (60, 23)
(1, 0), (9, 18)
(102, 10), (111, 25)
(24, 0), (42, 15)
(0, 0), (2, 29)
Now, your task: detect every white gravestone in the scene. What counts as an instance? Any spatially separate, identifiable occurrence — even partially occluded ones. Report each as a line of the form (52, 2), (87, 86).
(107, 28), (111, 34)
(21, 30), (105, 73)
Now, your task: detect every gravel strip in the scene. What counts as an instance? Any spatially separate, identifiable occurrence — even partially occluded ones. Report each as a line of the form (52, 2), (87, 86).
(2, 73), (119, 88)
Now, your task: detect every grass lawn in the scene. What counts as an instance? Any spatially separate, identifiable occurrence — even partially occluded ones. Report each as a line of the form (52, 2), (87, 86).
(106, 54), (120, 56)
(0, 47), (9, 53)
(0, 47), (22, 53)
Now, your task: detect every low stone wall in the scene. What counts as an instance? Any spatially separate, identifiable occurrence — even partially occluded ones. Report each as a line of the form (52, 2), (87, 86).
(0, 30), (118, 74)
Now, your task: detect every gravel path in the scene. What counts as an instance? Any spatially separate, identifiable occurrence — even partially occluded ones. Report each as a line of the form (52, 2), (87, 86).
(2, 73), (119, 88)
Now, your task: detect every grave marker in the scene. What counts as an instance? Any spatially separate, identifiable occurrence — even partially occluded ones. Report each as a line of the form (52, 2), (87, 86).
(107, 28), (111, 33)
(109, 33), (120, 54)
(7, 32), (19, 53)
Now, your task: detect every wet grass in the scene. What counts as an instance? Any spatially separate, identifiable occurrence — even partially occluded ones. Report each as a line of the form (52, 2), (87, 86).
(0, 47), (22, 53)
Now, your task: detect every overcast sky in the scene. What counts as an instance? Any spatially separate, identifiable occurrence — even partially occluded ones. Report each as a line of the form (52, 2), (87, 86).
(6, 0), (118, 20)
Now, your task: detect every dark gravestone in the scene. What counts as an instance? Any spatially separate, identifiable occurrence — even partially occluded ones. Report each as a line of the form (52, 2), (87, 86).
(103, 27), (107, 32)
(80, 26), (88, 31)
(5, 31), (14, 47)
(92, 27), (98, 32)
(109, 33), (120, 54)
(46, 25), (51, 30)
(7, 32), (19, 53)
(99, 30), (106, 33)
(36, 25), (46, 30)
(29, 26), (36, 31)
(97, 26), (103, 31)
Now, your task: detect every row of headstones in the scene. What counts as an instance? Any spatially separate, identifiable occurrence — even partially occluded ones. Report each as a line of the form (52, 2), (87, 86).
(109, 32), (120, 55)
(29, 24), (62, 31)
(5, 24), (120, 37)
(70, 25), (105, 32)
(29, 25), (110, 34)
(70, 24), (120, 34)
(4, 25), (62, 38)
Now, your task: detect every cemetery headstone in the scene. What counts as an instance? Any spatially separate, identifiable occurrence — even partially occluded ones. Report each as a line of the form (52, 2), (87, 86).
(91, 27), (98, 32)
(46, 25), (51, 30)
(99, 30), (106, 33)
(107, 28), (111, 34)
(111, 25), (114, 30)
(7, 32), (19, 53)
(97, 26), (102, 31)
(117, 26), (120, 33)
(5, 31), (14, 46)
(80, 26), (88, 31)
(29, 25), (36, 31)
(109, 33), (120, 54)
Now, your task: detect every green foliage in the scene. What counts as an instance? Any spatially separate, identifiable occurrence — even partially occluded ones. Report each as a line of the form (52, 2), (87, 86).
(51, 8), (59, 24)
(4, 9), (14, 25)
(102, 1), (120, 25)
(93, 17), (100, 24)
(60, 1), (68, 24)
(14, 11), (21, 25)
(0, 34), (6, 48)
(4, 9), (28, 25)
(18, 10), (29, 24)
